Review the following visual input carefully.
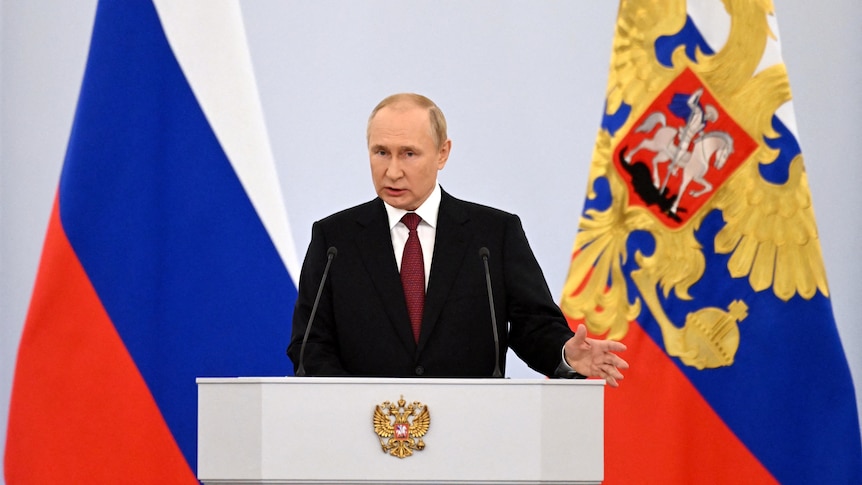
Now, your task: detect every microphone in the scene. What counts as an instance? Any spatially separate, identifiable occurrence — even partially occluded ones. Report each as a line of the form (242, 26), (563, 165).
(479, 247), (503, 378)
(295, 246), (337, 377)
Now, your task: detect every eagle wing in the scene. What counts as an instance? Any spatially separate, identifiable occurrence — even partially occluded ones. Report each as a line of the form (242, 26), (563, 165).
(373, 406), (394, 438)
(603, 2), (686, 126)
(713, 153), (828, 300)
(410, 405), (430, 438)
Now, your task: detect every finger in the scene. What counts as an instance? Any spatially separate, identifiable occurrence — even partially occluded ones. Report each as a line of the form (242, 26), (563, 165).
(592, 355), (628, 373)
(585, 337), (626, 352)
(608, 355), (630, 370)
(597, 362), (624, 381)
(607, 341), (627, 352)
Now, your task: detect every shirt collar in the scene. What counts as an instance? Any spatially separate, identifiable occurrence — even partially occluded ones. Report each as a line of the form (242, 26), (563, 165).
(384, 183), (441, 230)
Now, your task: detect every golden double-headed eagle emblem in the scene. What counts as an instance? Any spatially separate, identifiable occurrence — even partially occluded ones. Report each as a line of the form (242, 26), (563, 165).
(560, 1), (829, 371)
(373, 396), (430, 459)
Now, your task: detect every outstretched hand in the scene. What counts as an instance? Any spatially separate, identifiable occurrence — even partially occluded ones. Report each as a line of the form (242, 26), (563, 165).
(564, 324), (629, 387)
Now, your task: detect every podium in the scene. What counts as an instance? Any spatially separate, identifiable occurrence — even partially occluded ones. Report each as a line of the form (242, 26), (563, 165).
(197, 377), (604, 484)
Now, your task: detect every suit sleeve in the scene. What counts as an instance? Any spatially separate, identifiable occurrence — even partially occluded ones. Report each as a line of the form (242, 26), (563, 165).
(287, 221), (348, 376)
(501, 215), (575, 377)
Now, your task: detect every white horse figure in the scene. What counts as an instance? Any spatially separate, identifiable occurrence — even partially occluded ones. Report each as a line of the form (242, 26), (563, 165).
(668, 131), (734, 214)
(624, 112), (734, 214)
(624, 112), (682, 188)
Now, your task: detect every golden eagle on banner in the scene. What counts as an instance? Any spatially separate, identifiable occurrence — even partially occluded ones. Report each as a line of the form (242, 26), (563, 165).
(561, 1), (862, 483)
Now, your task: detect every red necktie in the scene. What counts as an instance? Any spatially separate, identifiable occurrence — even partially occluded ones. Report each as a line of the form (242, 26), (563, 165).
(400, 213), (424, 342)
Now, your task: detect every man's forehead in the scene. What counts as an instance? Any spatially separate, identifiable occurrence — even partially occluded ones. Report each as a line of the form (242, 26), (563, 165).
(369, 109), (432, 137)
(372, 102), (427, 121)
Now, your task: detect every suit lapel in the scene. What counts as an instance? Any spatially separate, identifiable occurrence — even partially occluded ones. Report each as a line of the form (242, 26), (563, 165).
(418, 190), (471, 351)
(355, 200), (417, 351)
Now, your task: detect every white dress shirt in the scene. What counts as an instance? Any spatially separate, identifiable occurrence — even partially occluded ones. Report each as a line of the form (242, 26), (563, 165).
(383, 183), (441, 291)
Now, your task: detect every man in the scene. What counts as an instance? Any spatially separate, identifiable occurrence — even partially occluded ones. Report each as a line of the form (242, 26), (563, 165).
(288, 93), (628, 385)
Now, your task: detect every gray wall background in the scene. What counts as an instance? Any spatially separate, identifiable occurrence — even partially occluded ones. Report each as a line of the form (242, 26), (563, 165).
(1, 1), (860, 479)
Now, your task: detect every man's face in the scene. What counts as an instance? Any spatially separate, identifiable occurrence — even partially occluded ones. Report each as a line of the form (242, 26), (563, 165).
(368, 103), (450, 211)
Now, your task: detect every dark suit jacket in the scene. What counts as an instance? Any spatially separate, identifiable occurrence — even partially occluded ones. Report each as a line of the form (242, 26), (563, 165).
(287, 189), (574, 377)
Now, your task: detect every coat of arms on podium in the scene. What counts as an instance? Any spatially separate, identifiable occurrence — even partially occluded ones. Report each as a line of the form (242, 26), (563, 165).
(373, 396), (430, 458)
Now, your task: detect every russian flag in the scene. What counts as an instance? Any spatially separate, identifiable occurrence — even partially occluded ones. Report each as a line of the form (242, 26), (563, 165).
(4, 1), (298, 482)
(561, 2), (862, 484)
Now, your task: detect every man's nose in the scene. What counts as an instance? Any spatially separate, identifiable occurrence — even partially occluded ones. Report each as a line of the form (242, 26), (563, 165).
(385, 158), (403, 179)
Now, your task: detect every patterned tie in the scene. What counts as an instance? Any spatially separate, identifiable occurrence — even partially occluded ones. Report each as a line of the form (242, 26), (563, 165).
(400, 213), (425, 342)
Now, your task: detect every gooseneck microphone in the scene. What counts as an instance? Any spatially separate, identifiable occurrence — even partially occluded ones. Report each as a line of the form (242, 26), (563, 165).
(295, 246), (337, 377)
(479, 247), (503, 378)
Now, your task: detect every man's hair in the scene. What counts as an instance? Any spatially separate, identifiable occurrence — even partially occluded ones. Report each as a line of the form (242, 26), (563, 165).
(367, 93), (448, 149)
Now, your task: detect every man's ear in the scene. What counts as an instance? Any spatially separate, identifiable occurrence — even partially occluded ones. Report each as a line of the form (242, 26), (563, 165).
(437, 139), (452, 169)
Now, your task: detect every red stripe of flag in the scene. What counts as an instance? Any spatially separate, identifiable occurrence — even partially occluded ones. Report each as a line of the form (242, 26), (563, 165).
(4, 198), (197, 484)
(600, 321), (777, 483)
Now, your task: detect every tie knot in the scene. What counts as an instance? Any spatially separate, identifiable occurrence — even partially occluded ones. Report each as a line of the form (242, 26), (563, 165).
(401, 213), (421, 232)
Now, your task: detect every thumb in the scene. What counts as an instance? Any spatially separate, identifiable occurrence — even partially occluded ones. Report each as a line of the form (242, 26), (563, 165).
(573, 323), (588, 347)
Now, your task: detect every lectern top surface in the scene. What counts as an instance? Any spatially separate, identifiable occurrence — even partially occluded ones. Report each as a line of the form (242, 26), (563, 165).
(196, 376), (605, 387)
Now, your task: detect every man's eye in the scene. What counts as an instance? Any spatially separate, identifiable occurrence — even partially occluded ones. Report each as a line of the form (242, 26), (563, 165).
(405, 152), (415, 157)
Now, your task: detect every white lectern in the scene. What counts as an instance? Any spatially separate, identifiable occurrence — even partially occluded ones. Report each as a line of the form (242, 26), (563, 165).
(197, 377), (604, 484)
